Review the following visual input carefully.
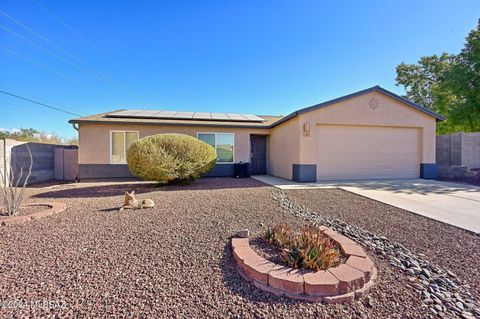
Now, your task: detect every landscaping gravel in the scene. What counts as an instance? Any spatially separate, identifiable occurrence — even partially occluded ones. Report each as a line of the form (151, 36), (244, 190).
(284, 189), (480, 298)
(0, 178), (477, 318)
(0, 204), (51, 217)
(277, 190), (480, 318)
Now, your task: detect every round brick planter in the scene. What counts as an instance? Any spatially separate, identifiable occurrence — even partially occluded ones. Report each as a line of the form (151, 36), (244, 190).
(1, 202), (67, 226)
(232, 226), (377, 303)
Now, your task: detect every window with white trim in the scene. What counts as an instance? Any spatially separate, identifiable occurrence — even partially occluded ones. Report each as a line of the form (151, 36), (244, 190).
(197, 133), (234, 163)
(110, 131), (139, 164)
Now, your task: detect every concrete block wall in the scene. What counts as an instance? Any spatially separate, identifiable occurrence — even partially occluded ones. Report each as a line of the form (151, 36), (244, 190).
(450, 133), (464, 166)
(463, 133), (480, 170)
(436, 132), (480, 178)
(10, 142), (55, 184)
(436, 134), (451, 166)
(1, 139), (27, 185)
(1, 139), (78, 185)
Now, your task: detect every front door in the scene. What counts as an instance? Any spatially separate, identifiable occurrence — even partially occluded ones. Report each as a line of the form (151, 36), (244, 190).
(250, 135), (267, 175)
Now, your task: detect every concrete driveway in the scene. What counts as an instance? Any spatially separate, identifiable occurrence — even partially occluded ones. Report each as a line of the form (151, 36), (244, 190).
(253, 176), (480, 234)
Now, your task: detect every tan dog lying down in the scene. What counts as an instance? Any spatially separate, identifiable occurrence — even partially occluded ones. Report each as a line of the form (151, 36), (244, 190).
(120, 191), (155, 210)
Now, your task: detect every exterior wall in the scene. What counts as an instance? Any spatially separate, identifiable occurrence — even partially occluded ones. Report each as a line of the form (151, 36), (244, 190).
(298, 91), (437, 168)
(77, 123), (269, 178)
(76, 91), (439, 181)
(78, 123), (269, 164)
(267, 117), (300, 180)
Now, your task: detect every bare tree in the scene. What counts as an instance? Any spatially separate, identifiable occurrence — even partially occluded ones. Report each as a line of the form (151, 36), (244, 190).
(0, 144), (33, 216)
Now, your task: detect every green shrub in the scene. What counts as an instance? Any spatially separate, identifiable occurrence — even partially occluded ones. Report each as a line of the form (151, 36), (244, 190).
(265, 224), (343, 271)
(127, 133), (217, 184)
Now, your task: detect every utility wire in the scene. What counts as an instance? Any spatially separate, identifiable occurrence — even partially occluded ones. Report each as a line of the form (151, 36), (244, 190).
(0, 24), (97, 78)
(30, 0), (157, 104)
(0, 83), (87, 116)
(0, 9), (152, 106)
(2, 102), (70, 122)
(0, 90), (81, 117)
(0, 23), (135, 107)
(0, 46), (133, 106)
(31, 0), (111, 61)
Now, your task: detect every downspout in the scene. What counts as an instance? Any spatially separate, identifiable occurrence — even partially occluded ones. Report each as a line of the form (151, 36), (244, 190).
(71, 123), (79, 131)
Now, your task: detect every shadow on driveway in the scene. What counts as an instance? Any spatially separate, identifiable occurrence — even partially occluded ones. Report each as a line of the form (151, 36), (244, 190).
(339, 179), (480, 196)
(281, 179), (480, 196)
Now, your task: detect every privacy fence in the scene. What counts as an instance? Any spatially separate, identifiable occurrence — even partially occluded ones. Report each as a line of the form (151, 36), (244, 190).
(0, 139), (78, 185)
(436, 132), (480, 178)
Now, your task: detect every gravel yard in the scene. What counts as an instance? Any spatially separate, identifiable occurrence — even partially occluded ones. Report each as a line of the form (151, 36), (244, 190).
(285, 189), (480, 301)
(0, 204), (51, 218)
(0, 178), (477, 318)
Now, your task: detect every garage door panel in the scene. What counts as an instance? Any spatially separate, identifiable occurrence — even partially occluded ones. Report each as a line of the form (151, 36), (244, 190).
(316, 125), (420, 180)
(319, 153), (419, 162)
(321, 154), (418, 161)
(321, 135), (417, 142)
(316, 169), (419, 180)
(317, 159), (418, 169)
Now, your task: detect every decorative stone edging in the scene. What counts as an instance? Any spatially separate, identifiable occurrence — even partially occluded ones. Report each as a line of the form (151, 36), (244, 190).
(272, 190), (480, 317)
(231, 227), (377, 303)
(1, 202), (67, 226)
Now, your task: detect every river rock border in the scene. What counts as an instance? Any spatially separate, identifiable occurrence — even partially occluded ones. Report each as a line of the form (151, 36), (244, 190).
(1, 202), (67, 226)
(272, 190), (480, 317)
(232, 227), (377, 303)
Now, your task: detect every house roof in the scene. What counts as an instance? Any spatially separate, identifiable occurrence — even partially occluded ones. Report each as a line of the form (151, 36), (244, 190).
(69, 110), (283, 128)
(269, 85), (445, 128)
(69, 86), (444, 129)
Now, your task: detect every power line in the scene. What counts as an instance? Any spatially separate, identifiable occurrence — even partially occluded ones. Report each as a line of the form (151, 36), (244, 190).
(0, 9), (152, 106)
(1, 102), (70, 122)
(0, 90), (82, 117)
(0, 46), (133, 105)
(0, 23), (137, 106)
(0, 83), (87, 116)
(0, 24), (93, 76)
(31, 0), (110, 59)
(30, 0), (157, 104)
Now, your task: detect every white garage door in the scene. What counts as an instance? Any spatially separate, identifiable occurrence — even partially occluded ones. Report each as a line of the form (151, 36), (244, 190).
(316, 125), (420, 180)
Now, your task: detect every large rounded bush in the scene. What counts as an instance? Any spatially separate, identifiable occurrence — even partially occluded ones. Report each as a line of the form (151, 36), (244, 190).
(127, 133), (217, 183)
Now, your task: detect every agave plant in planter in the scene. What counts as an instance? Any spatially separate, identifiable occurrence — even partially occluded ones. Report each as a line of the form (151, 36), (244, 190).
(265, 224), (343, 271)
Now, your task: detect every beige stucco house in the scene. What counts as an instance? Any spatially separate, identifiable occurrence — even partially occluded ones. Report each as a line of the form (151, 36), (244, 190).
(69, 86), (444, 182)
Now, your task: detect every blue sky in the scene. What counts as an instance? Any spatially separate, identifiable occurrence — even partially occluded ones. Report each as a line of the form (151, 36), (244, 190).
(0, 0), (479, 138)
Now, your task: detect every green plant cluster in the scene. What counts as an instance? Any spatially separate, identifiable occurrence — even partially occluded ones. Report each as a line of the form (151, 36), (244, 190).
(127, 133), (217, 184)
(265, 224), (342, 271)
(396, 20), (480, 133)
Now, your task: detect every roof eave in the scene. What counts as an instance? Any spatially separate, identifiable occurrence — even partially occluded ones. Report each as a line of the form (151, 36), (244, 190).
(269, 85), (445, 128)
(68, 119), (272, 129)
(267, 112), (298, 128)
(373, 86), (445, 121)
